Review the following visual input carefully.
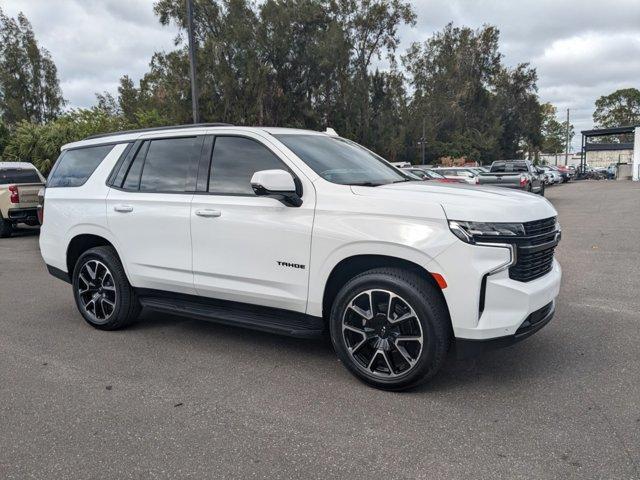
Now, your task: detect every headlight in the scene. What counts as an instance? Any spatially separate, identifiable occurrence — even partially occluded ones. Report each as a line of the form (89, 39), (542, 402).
(448, 220), (525, 244)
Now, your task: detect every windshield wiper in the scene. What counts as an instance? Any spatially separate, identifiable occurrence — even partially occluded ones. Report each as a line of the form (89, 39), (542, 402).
(391, 178), (412, 184)
(350, 181), (383, 187)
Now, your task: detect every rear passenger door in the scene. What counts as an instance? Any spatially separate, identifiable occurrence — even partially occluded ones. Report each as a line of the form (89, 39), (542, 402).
(190, 133), (315, 313)
(106, 134), (204, 294)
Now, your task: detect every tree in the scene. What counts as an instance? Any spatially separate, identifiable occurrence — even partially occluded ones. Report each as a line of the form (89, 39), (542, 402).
(0, 8), (65, 125)
(0, 119), (9, 158)
(540, 103), (573, 154)
(403, 24), (504, 163)
(593, 88), (640, 128)
(494, 63), (541, 159)
(2, 108), (125, 174)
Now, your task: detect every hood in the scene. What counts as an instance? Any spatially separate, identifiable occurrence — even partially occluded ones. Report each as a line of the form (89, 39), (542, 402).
(352, 181), (557, 223)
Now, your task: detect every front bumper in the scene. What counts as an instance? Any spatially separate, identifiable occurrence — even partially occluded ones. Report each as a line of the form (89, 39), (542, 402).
(425, 239), (562, 342)
(454, 300), (555, 358)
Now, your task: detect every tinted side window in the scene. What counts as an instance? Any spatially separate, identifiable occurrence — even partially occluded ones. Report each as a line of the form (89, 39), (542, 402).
(48, 145), (115, 187)
(139, 137), (201, 192)
(0, 168), (42, 185)
(208, 137), (285, 195)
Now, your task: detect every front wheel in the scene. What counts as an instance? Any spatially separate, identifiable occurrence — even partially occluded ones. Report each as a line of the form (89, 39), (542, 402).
(72, 246), (140, 330)
(330, 268), (451, 391)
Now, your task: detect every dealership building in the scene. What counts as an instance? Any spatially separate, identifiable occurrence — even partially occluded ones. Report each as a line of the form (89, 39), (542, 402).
(580, 125), (640, 181)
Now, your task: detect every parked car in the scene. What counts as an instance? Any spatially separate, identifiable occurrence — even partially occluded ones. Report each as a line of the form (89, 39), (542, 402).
(401, 167), (463, 183)
(539, 166), (562, 184)
(431, 167), (479, 185)
(0, 162), (46, 238)
(478, 160), (544, 195)
(39, 124), (562, 390)
(550, 165), (572, 183)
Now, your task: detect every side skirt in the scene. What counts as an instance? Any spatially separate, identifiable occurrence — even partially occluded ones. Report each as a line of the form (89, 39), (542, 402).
(135, 289), (325, 339)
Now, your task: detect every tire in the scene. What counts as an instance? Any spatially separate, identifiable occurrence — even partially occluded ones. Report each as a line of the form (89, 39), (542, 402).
(72, 246), (140, 330)
(329, 268), (451, 391)
(0, 218), (12, 238)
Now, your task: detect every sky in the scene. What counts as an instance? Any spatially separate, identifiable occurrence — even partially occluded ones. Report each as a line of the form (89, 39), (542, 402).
(2, 0), (640, 150)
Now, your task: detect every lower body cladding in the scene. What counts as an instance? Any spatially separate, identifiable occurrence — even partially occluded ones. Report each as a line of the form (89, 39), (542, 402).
(425, 240), (561, 357)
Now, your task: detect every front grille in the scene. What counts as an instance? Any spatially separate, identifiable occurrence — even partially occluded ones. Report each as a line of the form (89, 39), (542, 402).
(523, 217), (557, 236)
(510, 245), (555, 281)
(509, 216), (558, 282)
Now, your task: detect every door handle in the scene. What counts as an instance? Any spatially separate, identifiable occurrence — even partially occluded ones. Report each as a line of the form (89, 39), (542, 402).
(113, 204), (133, 213)
(195, 209), (222, 218)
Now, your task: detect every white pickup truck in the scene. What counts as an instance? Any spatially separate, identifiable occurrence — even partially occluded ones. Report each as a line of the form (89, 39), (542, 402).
(39, 124), (562, 390)
(0, 162), (45, 237)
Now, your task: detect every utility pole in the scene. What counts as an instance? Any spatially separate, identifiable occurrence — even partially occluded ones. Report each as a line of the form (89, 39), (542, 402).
(186, 0), (199, 124)
(420, 118), (426, 165)
(564, 108), (570, 166)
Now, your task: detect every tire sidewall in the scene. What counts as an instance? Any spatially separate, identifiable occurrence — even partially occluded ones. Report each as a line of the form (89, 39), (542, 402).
(72, 249), (128, 329)
(330, 271), (447, 390)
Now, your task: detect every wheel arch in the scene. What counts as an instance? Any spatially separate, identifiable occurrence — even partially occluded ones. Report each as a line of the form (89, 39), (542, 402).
(66, 234), (124, 279)
(321, 254), (452, 333)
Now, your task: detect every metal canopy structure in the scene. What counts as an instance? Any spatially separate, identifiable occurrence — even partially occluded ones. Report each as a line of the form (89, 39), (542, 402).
(579, 124), (638, 171)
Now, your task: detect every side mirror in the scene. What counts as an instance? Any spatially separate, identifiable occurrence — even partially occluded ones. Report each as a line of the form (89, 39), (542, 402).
(251, 169), (302, 207)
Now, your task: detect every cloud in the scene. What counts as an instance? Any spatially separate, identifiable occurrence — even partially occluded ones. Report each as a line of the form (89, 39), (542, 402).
(1, 0), (178, 108)
(2, 0), (639, 150)
(401, 0), (640, 147)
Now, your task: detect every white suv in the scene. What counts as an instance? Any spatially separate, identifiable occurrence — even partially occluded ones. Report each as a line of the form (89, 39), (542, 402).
(39, 124), (562, 390)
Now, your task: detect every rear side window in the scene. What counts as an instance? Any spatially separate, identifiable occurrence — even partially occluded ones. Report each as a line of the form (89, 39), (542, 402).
(208, 136), (285, 195)
(48, 145), (114, 187)
(138, 137), (201, 193)
(0, 168), (41, 185)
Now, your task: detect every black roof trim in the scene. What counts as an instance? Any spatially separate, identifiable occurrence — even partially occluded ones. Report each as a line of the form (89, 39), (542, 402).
(581, 125), (638, 136)
(584, 142), (634, 151)
(83, 123), (233, 141)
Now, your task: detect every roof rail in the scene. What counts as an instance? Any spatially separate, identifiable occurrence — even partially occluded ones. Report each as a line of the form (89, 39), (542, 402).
(83, 123), (233, 140)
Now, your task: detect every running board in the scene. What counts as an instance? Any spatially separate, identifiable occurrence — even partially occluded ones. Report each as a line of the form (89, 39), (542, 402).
(137, 293), (325, 338)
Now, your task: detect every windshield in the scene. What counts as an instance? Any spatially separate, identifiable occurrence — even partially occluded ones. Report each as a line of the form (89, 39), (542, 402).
(424, 170), (445, 179)
(274, 134), (408, 186)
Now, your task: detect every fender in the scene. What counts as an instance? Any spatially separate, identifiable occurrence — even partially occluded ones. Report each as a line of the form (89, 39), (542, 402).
(307, 239), (454, 317)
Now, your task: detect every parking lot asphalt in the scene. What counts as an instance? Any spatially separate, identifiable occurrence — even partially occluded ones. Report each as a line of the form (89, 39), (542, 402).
(1, 181), (639, 479)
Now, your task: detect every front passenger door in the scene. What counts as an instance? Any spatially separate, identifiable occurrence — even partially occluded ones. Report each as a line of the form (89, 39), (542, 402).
(190, 134), (315, 313)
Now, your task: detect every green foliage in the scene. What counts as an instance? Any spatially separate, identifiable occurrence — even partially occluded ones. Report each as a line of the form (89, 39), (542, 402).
(593, 87), (640, 128)
(2, 108), (126, 174)
(0, 8), (65, 125)
(2, 2), (566, 170)
(403, 23), (540, 162)
(540, 103), (573, 154)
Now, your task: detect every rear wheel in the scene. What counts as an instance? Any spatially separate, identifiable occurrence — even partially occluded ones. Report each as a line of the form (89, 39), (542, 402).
(330, 268), (451, 391)
(0, 218), (12, 238)
(72, 246), (140, 330)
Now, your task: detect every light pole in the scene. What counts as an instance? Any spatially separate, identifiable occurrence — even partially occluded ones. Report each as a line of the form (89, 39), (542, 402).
(186, 0), (199, 124)
(418, 118), (426, 165)
(564, 108), (570, 166)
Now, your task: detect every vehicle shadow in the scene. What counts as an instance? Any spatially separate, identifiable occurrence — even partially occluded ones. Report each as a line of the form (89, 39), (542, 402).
(131, 307), (563, 393)
(10, 226), (40, 237)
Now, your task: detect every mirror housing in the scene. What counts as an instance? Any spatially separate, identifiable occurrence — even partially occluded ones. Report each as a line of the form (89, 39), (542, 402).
(251, 169), (302, 207)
